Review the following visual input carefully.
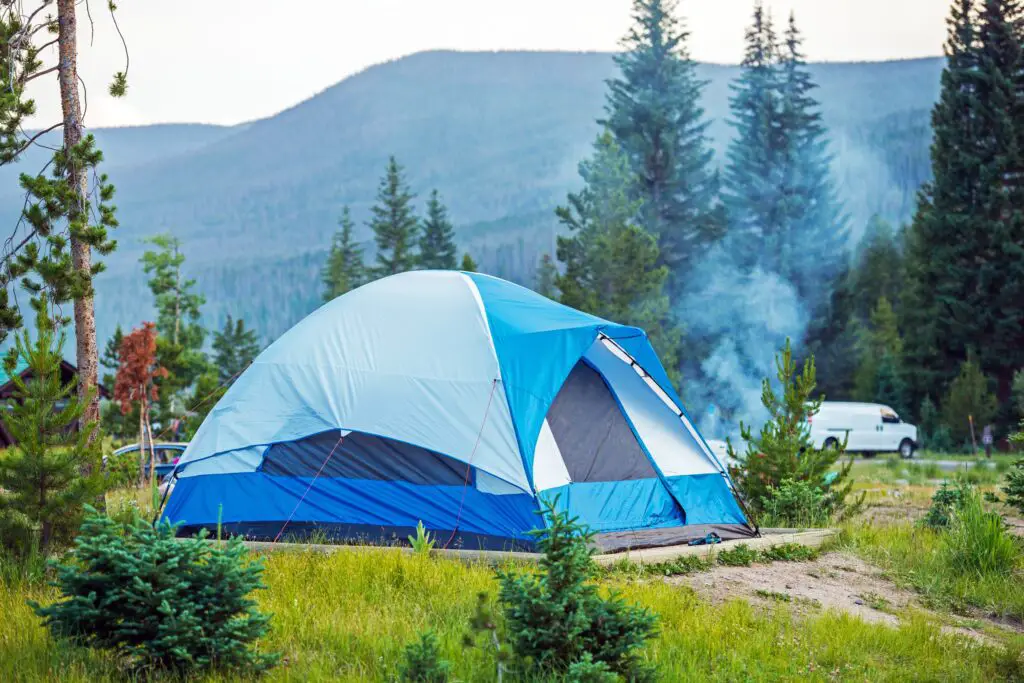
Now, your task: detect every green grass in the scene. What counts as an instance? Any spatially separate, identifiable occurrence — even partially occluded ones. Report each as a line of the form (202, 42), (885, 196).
(604, 542), (821, 579)
(841, 521), (1024, 622)
(3, 546), (1023, 682)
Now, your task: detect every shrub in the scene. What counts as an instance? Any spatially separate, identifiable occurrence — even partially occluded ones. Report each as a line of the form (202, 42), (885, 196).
(400, 631), (451, 682)
(921, 480), (975, 529)
(1002, 442), (1024, 515)
(30, 509), (278, 674)
(941, 490), (1019, 578)
(496, 498), (658, 680)
(759, 478), (832, 528)
(728, 339), (860, 520)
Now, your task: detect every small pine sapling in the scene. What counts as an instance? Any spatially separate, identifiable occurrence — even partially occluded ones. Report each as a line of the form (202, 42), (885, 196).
(0, 298), (104, 554)
(727, 338), (861, 522)
(400, 631), (451, 683)
(1002, 421), (1024, 514)
(31, 509), (279, 674)
(496, 496), (658, 680)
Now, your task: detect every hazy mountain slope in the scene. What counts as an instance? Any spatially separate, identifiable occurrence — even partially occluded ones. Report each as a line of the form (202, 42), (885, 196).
(0, 51), (943, 346)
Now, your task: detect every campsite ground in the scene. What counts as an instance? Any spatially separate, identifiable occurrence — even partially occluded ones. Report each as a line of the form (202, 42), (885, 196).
(3, 454), (1024, 681)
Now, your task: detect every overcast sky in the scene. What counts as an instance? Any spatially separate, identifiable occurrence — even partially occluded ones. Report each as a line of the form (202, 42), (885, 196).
(24, 0), (948, 129)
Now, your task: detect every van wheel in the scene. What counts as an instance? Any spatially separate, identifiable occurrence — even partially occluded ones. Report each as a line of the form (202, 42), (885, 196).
(823, 437), (840, 452)
(899, 439), (915, 459)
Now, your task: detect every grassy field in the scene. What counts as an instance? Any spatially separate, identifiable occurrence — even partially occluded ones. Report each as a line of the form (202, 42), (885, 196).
(3, 456), (1024, 681)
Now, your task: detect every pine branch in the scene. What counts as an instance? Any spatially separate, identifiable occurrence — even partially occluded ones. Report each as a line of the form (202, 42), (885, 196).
(24, 64), (58, 83)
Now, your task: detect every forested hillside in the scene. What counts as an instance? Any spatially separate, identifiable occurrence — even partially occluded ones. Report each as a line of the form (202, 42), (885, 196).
(0, 51), (942, 345)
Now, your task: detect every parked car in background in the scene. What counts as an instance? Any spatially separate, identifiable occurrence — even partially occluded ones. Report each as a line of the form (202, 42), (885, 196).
(807, 402), (918, 459)
(104, 442), (189, 480)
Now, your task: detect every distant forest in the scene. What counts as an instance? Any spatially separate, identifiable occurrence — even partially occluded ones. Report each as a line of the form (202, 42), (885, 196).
(0, 52), (941, 348)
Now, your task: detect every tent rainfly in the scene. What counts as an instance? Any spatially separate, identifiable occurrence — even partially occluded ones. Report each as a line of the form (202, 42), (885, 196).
(161, 271), (755, 552)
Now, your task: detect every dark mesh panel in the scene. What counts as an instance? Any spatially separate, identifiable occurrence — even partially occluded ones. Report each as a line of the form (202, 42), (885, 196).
(261, 430), (470, 486)
(546, 362), (657, 482)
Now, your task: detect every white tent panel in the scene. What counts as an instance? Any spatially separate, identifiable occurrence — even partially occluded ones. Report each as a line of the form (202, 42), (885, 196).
(532, 418), (572, 492)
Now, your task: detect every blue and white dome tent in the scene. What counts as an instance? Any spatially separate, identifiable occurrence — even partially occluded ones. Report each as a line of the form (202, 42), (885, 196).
(161, 271), (755, 552)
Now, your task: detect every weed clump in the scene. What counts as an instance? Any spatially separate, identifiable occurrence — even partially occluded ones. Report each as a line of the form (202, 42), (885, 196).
(941, 490), (1019, 578)
(921, 480), (974, 530)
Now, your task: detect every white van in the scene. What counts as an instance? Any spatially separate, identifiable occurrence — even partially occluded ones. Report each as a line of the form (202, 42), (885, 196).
(807, 402), (918, 458)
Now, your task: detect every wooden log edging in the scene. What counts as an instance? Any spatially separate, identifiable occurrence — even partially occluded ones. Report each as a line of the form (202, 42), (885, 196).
(194, 528), (838, 567)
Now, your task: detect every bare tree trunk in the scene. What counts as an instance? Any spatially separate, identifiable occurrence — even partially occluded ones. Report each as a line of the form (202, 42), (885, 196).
(57, 0), (100, 447)
(146, 408), (156, 490)
(137, 397), (146, 488)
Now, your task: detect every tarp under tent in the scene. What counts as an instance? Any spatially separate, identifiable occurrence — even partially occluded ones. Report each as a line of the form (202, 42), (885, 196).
(161, 271), (755, 552)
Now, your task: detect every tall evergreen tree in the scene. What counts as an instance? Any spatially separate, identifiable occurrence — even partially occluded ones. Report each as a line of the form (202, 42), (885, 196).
(212, 316), (261, 384)
(321, 207), (365, 301)
(778, 12), (848, 308)
(724, 6), (846, 310)
(100, 325), (124, 393)
(723, 1), (782, 269)
(140, 235), (208, 426)
(534, 253), (558, 299)
(602, 0), (722, 289)
(903, 0), (1024, 412)
(555, 132), (682, 385)
(460, 252), (478, 272)
(418, 190), (458, 270)
(369, 156), (419, 277)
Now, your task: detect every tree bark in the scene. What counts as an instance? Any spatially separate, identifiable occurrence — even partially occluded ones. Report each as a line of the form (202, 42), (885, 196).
(138, 397), (146, 488)
(57, 1), (101, 454)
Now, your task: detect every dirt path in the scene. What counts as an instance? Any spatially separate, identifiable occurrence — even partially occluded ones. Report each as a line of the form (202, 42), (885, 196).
(671, 551), (1017, 643)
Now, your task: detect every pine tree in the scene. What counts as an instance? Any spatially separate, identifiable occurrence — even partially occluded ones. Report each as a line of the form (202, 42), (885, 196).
(212, 316), (261, 384)
(418, 190), (458, 270)
(0, 4), (130, 448)
(369, 156), (419, 277)
(778, 12), (848, 309)
(602, 0), (722, 290)
(140, 235), (208, 428)
(460, 252), (478, 272)
(724, 6), (846, 309)
(943, 352), (999, 445)
(903, 0), (1024, 410)
(853, 297), (905, 405)
(727, 338), (857, 518)
(723, 1), (783, 270)
(555, 132), (682, 385)
(874, 351), (910, 417)
(321, 207), (365, 301)
(141, 234), (205, 350)
(0, 297), (103, 553)
(534, 253), (558, 299)
(848, 216), (904, 320)
(100, 325), (124, 392)
(973, 0), (1024, 403)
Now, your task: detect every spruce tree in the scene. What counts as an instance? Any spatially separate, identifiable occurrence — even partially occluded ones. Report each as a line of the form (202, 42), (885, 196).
(369, 156), (419, 277)
(902, 0), (1024, 410)
(555, 132), (682, 385)
(602, 0), (722, 289)
(0, 297), (104, 553)
(418, 190), (458, 270)
(321, 207), (365, 301)
(724, 6), (846, 309)
(460, 252), (478, 272)
(534, 253), (558, 299)
(212, 316), (261, 384)
(723, 1), (783, 271)
(100, 325), (124, 392)
(777, 12), (848, 309)
(853, 297), (909, 413)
